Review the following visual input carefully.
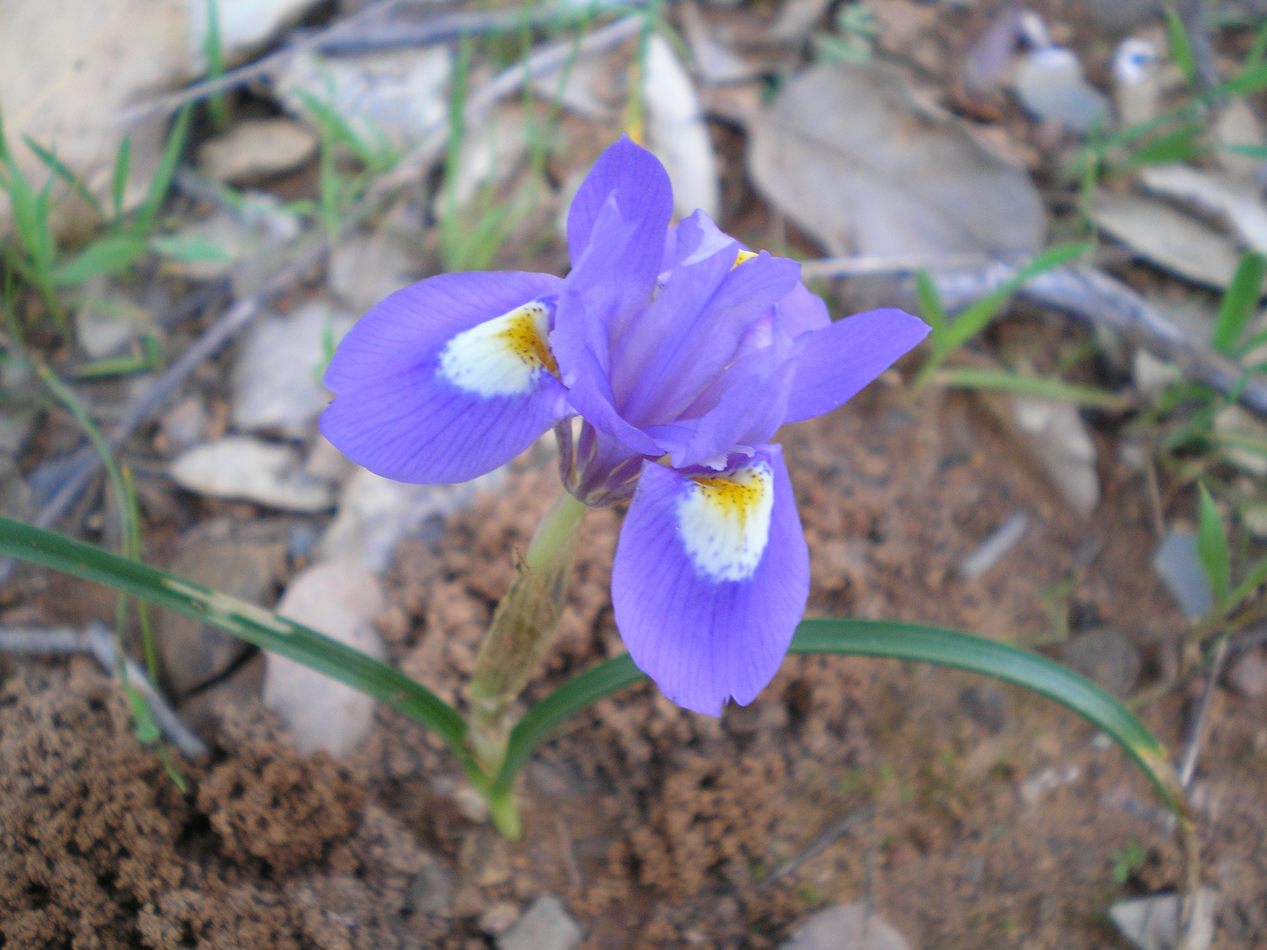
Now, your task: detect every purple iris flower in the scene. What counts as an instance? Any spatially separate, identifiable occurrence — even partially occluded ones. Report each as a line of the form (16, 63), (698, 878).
(320, 137), (929, 715)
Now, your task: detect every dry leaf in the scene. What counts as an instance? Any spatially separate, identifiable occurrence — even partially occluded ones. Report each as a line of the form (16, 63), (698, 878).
(746, 62), (1045, 257)
(1139, 163), (1267, 253)
(643, 34), (721, 221)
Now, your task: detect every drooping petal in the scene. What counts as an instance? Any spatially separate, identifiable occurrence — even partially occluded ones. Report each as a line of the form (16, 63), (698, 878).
(775, 281), (832, 338)
(321, 271), (568, 483)
(782, 308), (931, 424)
(611, 446), (809, 715)
(566, 136), (673, 273)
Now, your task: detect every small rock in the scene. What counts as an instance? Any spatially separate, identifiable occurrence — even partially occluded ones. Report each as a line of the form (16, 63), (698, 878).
(275, 47), (451, 151)
(498, 895), (582, 950)
(75, 290), (156, 359)
(1019, 764), (1081, 807)
(318, 467), (503, 572)
(157, 537), (283, 697)
(1110, 888), (1217, 950)
(328, 232), (418, 313)
(157, 396), (211, 452)
(407, 860), (454, 917)
(1133, 350), (1180, 401)
(959, 683), (1008, 733)
(161, 194), (301, 292)
(1242, 502), (1267, 541)
(230, 301), (354, 436)
(1060, 628), (1142, 696)
(198, 118), (317, 184)
(177, 651), (266, 735)
(780, 902), (910, 950)
(1227, 649), (1267, 699)
(479, 902), (520, 936)
(959, 510), (1029, 580)
(1012, 47), (1110, 134)
(1010, 397), (1100, 516)
(263, 558), (386, 758)
(171, 436), (337, 512)
(1153, 530), (1214, 620)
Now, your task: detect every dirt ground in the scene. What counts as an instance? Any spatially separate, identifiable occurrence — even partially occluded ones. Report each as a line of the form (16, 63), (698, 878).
(2, 0), (1267, 947)
(4, 373), (1266, 947)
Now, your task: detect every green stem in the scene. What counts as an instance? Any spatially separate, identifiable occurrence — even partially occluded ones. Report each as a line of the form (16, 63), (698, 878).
(466, 490), (587, 781)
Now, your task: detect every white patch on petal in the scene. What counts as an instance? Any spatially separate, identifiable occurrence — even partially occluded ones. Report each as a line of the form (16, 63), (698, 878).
(438, 301), (556, 397)
(676, 460), (774, 582)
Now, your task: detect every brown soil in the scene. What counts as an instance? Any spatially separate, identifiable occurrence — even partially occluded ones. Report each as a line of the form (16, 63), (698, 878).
(4, 376), (1266, 948)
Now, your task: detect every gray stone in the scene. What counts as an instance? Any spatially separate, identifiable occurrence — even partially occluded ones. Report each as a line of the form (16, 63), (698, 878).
(328, 232), (418, 313)
(1060, 628), (1142, 697)
(157, 537), (282, 697)
(498, 895), (581, 950)
(75, 289), (156, 359)
(1227, 649), (1267, 699)
(170, 437), (337, 512)
(1153, 530), (1214, 620)
(197, 118), (317, 184)
(780, 902), (910, 950)
(1110, 888), (1216, 950)
(263, 558), (386, 758)
(407, 860), (454, 917)
(230, 301), (354, 436)
(1010, 397), (1100, 516)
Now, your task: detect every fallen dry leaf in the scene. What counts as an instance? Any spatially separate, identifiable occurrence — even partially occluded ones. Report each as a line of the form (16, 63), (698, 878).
(746, 62), (1045, 257)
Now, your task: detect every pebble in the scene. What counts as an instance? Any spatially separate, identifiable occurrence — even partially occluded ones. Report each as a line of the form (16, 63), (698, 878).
(1152, 530), (1214, 620)
(1110, 888), (1216, 950)
(498, 895), (582, 950)
(262, 558), (386, 758)
(74, 289), (156, 359)
(170, 437), (337, 512)
(1227, 648), (1267, 699)
(197, 118), (317, 184)
(230, 301), (354, 436)
(1060, 627), (1143, 697)
(406, 860), (454, 917)
(328, 232), (419, 313)
(156, 537), (283, 697)
(479, 902), (520, 936)
(1010, 397), (1100, 516)
(780, 902), (910, 950)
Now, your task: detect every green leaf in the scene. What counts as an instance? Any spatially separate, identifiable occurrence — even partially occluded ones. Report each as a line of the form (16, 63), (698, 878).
(124, 683), (161, 744)
(1165, 8), (1199, 88)
(1213, 252), (1266, 354)
(1222, 60), (1267, 97)
(497, 619), (1188, 823)
(133, 106), (191, 236)
(149, 234), (232, 263)
(1228, 553), (1267, 612)
(1222, 143), (1267, 160)
(51, 235), (147, 286)
(22, 135), (106, 222)
(0, 516), (477, 778)
(934, 366), (1131, 410)
(111, 137), (132, 222)
(1196, 484), (1231, 610)
(914, 269), (949, 349)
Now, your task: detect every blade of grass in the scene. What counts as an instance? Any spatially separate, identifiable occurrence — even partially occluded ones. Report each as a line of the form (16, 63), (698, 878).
(1165, 8), (1200, 89)
(132, 106), (191, 236)
(22, 136), (107, 222)
(111, 137), (132, 223)
(51, 235), (147, 287)
(1197, 484), (1231, 610)
(0, 516), (477, 776)
(1212, 251), (1266, 355)
(495, 618), (1188, 823)
(933, 366), (1132, 410)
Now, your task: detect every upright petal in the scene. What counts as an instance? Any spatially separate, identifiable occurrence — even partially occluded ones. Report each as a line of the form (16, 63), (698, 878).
(611, 447), (809, 715)
(566, 136), (673, 266)
(782, 308), (930, 424)
(321, 271), (568, 483)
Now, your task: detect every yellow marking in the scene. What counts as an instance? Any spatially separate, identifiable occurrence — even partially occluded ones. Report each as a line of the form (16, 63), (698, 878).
(677, 462), (775, 582)
(691, 471), (765, 531)
(732, 249), (758, 269)
(498, 309), (559, 377)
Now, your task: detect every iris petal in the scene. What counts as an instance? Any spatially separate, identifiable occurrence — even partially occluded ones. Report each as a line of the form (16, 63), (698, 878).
(782, 308), (931, 424)
(321, 271), (568, 483)
(611, 446), (809, 715)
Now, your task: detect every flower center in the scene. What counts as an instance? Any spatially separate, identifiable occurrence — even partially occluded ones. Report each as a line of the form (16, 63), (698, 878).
(676, 461), (775, 582)
(438, 301), (558, 397)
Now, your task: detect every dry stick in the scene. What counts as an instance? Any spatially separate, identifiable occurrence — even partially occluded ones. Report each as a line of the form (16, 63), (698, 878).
(803, 256), (1267, 416)
(756, 805), (874, 892)
(1177, 634), (1230, 790)
(0, 622), (210, 759)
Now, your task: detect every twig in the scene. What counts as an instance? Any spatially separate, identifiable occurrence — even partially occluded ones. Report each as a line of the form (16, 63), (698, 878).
(756, 805), (873, 891)
(0, 622), (210, 759)
(1177, 633), (1230, 789)
(806, 255), (1267, 416)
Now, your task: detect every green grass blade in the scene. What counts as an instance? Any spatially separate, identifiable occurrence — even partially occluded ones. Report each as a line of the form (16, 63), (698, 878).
(496, 618), (1187, 821)
(1212, 251), (1266, 354)
(51, 235), (147, 286)
(111, 137), (132, 223)
(1197, 485), (1231, 610)
(933, 366), (1131, 409)
(133, 106), (191, 236)
(22, 136), (107, 222)
(914, 269), (949, 351)
(1165, 8), (1200, 88)
(0, 516), (475, 771)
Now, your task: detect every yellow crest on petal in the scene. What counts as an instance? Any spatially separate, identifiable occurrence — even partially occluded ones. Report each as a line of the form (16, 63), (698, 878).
(676, 460), (774, 582)
(438, 301), (557, 397)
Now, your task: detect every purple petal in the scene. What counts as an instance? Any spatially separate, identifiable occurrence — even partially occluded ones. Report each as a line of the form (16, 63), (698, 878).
(782, 308), (930, 424)
(321, 271), (568, 483)
(776, 282), (831, 338)
(566, 136), (673, 269)
(611, 446), (809, 715)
